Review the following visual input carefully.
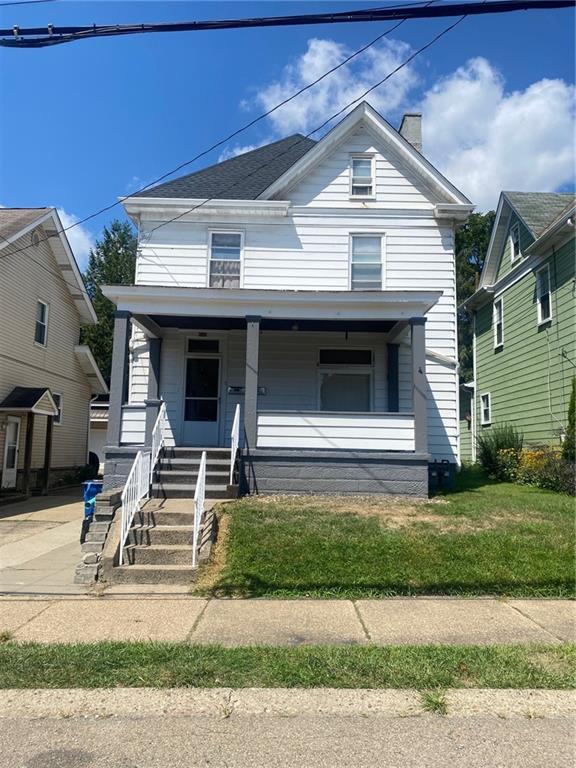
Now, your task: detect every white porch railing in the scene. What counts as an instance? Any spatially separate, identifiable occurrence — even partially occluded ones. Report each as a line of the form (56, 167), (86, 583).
(150, 402), (167, 486)
(230, 403), (240, 485)
(119, 450), (151, 566)
(192, 450), (207, 567)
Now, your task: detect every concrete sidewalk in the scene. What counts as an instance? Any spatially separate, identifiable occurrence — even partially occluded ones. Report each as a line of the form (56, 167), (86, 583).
(1, 596), (573, 645)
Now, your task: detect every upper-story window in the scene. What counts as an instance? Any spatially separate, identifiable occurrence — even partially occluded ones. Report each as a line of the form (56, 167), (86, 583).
(510, 223), (521, 262)
(34, 300), (48, 346)
(350, 234), (383, 290)
(209, 232), (242, 288)
(536, 264), (552, 324)
(350, 155), (375, 199)
(493, 297), (504, 349)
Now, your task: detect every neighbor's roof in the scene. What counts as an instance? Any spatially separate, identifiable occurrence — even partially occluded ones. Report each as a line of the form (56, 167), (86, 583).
(505, 191), (575, 238)
(0, 208), (51, 242)
(139, 135), (317, 200)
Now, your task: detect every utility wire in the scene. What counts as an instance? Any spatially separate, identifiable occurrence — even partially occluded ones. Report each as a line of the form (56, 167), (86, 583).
(0, 13), (414, 260)
(2, 0), (573, 48)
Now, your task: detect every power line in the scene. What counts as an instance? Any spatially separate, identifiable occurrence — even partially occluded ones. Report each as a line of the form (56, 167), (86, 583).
(2, 0), (573, 48)
(0, 0), (56, 7)
(1, 13), (414, 260)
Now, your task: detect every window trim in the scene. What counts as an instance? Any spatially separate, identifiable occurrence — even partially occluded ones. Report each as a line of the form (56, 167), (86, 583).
(536, 264), (552, 325)
(349, 153), (376, 200)
(349, 232), (385, 291)
(493, 297), (504, 350)
(480, 392), (492, 426)
(34, 300), (49, 348)
(207, 230), (244, 289)
(52, 393), (63, 426)
(509, 222), (522, 263)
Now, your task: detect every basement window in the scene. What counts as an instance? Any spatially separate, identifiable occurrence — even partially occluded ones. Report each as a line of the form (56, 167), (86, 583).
(350, 155), (375, 198)
(209, 232), (242, 288)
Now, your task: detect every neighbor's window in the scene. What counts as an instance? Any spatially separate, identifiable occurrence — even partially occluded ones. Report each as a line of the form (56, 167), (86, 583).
(480, 393), (491, 425)
(510, 223), (521, 261)
(536, 265), (552, 324)
(493, 298), (504, 348)
(34, 301), (48, 346)
(318, 348), (373, 412)
(350, 235), (383, 290)
(209, 232), (242, 288)
(52, 393), (62, 425)
(350, 155), (374, 198)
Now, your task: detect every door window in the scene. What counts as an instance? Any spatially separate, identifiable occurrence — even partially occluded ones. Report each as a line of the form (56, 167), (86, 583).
(184, 358), (220, 422)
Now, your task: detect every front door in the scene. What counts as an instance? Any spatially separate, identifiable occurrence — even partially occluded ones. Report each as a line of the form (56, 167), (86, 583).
(182, 356), (221, 446)
(2, 416), (21, 489)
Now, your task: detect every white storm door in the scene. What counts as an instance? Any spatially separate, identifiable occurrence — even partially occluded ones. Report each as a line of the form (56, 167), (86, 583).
(182, 356), (221, 446)
(2, 416), (21, 489)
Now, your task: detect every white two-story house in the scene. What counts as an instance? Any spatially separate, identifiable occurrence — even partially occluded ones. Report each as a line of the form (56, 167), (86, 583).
(102, 102), (473, 498)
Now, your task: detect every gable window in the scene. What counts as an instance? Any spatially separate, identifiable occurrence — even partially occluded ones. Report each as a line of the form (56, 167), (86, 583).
(34, 301), (48, 346)
(493, 298), (504, 349)
(510, 223), (521, 261)
(480, 393), (492, 425)
(209, 232), (242, 288)
(52, 393), (63, 425)
(350, 235), (383, 291)
(318, 348), (373, 412)
(350, 155), (375, 198)
(536, 265), (552, 324)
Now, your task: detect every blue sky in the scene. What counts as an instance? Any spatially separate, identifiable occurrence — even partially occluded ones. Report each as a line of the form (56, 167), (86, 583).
(0, 1), (574, 268)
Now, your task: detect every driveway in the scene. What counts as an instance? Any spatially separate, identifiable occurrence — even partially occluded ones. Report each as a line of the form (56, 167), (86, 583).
(0, 491), (86, 596)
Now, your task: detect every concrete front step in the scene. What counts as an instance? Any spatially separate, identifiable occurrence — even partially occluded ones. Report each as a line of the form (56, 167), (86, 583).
(139, 509), (195, 526)
(128, 524), (194, 546)
(163, 447), (231, 461)
(123, 544), (194, 566)
(152, 483), (236, 499)
(155, 470), (230, 485)
(159, 458), (230, 471)
(111, 564), (198, 585)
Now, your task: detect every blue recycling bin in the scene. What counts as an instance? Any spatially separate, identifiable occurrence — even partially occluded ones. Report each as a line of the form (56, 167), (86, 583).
(81, 480), (102, 543)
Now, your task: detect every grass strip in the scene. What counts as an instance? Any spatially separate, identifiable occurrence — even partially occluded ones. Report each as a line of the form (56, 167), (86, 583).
(0, 642), (573, 690)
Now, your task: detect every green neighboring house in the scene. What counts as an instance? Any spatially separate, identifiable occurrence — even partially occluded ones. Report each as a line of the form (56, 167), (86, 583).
(463, 191), (575, 461)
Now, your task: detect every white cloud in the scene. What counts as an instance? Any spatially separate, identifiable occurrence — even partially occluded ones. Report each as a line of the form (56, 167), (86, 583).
(245, 37), (418, 137)
(218, 141), (269, 162)
(56, 208), (95, 271)
(421, 58), (575, 210)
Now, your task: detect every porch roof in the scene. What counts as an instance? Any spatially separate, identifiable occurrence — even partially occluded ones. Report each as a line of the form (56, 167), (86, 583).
(102, 285), (442, 323)
(0, 387), (58, 416)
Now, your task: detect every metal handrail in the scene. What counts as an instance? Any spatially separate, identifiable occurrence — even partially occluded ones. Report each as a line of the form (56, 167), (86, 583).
(149, 401), (167, 486)
(119, 449), (151, 566)
(230, 403), (240, 484)
(192, 450), (207, 567)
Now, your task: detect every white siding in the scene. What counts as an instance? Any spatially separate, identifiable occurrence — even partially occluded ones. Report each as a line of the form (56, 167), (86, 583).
(120, 406), (146, 445)
(257, 412), (415, 451)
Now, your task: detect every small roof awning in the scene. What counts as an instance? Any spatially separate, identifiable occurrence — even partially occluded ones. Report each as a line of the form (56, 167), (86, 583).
(75, 345), (109, 395)
(0, 387), (58, 416)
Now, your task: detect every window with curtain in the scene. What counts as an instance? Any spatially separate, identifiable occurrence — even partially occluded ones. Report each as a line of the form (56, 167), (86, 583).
(209, 232), (241, 288)
(351, 235), (382, 290)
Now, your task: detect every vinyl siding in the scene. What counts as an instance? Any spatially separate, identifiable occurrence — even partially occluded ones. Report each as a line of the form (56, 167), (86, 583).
(495, 215), (534, 283)
(0, 227), (93, 477)
(475, 235), (575, 445)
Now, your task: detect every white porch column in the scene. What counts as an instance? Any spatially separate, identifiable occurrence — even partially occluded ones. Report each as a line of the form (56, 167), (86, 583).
(106, 310), (131, 448)
(244, 316), (261, 450)
(410, 317), (428, 454)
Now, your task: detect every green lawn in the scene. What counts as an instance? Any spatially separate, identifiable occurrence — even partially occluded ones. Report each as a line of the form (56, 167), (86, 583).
(0, 642), (573, 689)
(198, 467), (575, 598)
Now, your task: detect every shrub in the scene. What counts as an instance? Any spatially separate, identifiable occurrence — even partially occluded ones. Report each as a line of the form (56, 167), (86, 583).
(496, 448), (521, 481)
(517, 446), (575, 496)
(562, 377), (576, 463)
(476, 424), (523, 478)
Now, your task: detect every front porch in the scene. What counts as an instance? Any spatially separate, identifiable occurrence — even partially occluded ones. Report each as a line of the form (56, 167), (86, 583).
(102, 286), (439, 497)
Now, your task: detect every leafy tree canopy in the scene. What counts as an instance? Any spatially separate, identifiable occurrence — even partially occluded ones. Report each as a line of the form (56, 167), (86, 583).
(80, 220), (137, 385)
(456, 210), (496, 382)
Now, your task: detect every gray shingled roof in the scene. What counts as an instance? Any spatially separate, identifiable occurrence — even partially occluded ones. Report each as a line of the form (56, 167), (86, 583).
(0, 208), (51, 241)
(0, 387), (50, 410)
(139, 135), (317, 200)
(504, 192), (575, 237)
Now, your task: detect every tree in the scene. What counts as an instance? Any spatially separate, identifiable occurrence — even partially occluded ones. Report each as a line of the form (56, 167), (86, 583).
(455, 211), (496, 382)
(80, 220), (137, 385)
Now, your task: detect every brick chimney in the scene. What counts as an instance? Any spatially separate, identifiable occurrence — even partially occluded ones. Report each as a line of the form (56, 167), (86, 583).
(399, 113), (422, 153)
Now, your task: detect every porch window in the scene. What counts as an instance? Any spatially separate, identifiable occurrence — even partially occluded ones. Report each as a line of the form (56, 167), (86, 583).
(510, 223), (521, 261)
(34, 300), (48, 346)
(480, 392), (491, 425)
(319, 348), (373, 412)
(209, 232), (242, 288)
(493, 298), (503, 349)
(536, 265), (552, 324)
(52, 393), (62, 425)
(350, 235), (383, 290)
(350, 155), (375, 198)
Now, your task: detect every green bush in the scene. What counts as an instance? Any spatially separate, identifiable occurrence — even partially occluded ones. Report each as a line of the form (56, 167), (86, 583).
(476, 424), (523, 478)
(562, 377), (576, 463)
(517, 446), (575, 496)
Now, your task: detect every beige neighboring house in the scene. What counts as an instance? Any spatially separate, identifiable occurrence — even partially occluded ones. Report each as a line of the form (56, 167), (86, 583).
(0, 207), (107, 495)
